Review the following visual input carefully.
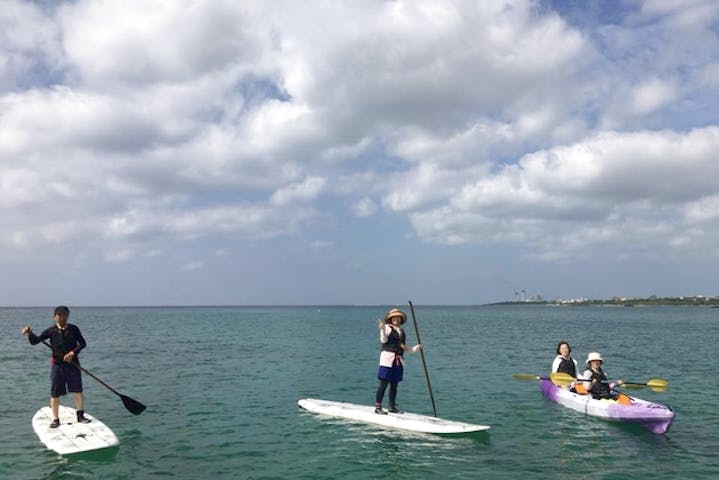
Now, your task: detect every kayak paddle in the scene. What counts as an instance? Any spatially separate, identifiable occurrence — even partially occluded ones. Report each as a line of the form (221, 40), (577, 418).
(549, 372), (668, 392)
(621, 379), (669, 391)
(512, 372), (668, 392)
(39, 340), (147, 415)
(512, 373), (574, 383)
(512, 373), (577, 388)
(512, 373), (546, 381)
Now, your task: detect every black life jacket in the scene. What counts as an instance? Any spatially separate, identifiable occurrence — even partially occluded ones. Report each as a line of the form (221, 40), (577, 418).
(381, 327), (406, 356)
(589, 369), (611, 398)
(556, 357), (577, 377)
(48, 325), (82, 362)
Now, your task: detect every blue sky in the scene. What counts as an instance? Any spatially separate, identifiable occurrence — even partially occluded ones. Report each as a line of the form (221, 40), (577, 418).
(1, 0), (718, 306)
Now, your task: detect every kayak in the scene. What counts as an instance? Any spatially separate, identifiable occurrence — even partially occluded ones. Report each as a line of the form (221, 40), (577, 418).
(540, 379), (674, 434)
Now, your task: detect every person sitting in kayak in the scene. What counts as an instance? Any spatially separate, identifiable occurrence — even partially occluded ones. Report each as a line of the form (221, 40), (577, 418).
(374, 308), (422, 415)
(552, 341), (578, 377)
(582, 352), (624, 400)
(552, 341), (579, 390)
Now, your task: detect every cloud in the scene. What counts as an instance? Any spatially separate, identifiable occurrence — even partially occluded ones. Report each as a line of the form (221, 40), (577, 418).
(382, 162), (485, 212)
(104, 203), (319, 242)
(310, 240), (334, 250)
(104, 249), (135, 264)
(629, 78), (678, 116)
(0, 0), (63, 89)
(352, 197), (377, 218)
(58, 0), (265, 87)
(1, 0), (719, 300)
(180, 261), (206, 272)
(410, 126), (719, 259)
(269, 176), (327, 207)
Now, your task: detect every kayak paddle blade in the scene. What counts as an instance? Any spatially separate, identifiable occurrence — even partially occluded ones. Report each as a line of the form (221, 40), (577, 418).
(646, 378), (669, 389)
(549, 372), (575, 386)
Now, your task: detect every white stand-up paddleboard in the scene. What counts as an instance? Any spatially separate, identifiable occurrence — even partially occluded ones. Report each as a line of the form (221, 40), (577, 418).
(32, 405), (119, 455)
(298, 398), (490, 434)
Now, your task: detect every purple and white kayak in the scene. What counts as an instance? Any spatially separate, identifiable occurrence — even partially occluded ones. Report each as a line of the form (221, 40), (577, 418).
(540, 379), (674, 434)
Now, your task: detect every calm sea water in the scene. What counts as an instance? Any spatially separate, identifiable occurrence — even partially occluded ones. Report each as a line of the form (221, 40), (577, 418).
(1, 305), (717, 479)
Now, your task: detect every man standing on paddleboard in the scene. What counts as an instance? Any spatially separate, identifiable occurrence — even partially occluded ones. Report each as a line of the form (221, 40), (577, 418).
(22, 306), (92, 428)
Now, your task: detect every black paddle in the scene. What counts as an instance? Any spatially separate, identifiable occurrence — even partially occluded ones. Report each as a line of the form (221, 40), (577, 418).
(39, 340), (146, 415)
(408, 301), (437, 417)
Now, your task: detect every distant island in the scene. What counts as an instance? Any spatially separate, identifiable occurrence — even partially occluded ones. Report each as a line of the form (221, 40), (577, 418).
(489, 295), (719, 307)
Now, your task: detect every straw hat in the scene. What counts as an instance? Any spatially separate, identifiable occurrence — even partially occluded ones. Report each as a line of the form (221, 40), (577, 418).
(384, 308), (407, 325)
(586, 352), (604, 365)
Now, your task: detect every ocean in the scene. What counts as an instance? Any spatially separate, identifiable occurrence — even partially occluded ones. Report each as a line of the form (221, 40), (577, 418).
(1, 305), (717, 479)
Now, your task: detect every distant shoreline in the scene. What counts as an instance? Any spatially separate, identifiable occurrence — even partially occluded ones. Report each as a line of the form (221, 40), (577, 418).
(486, 296), (719, 307)
(2, 297), (719, 308)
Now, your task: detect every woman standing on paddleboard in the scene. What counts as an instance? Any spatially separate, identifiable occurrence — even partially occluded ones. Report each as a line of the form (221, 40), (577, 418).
(374, 308), (421, 414)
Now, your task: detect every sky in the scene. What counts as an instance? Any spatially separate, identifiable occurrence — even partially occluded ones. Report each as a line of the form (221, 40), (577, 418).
(1, 0), (718, 306)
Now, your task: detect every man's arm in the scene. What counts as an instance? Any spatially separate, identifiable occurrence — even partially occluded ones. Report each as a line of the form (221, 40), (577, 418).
(70, 325), (87, 355)
(21, 326), (50, 345)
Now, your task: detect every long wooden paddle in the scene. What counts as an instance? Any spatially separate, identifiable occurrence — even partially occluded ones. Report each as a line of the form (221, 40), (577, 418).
(39, 340), (147, 415)
(408, 301), (437, 417)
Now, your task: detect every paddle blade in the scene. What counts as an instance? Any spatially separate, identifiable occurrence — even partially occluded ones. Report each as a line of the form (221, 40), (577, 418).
(121, 395), (147, 415)
(549, 372), (575, 386)
(646, 378), (669, 389)
(512, 373), (540, 381)
(622, 378), (668, 392)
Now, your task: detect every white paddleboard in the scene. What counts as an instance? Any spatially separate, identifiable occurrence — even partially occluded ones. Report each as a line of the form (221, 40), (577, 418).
(32, 405), (119, 455)
(298, 398), (490, 434)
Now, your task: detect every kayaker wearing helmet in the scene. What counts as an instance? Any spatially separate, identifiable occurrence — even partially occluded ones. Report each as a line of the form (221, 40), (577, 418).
(374, 308), (422, 414)
(582, 352), (624, 400)
(551, 341), (578, 378)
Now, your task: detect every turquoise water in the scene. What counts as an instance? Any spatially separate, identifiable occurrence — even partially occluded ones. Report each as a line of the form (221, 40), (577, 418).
(1, 305), (717, 479)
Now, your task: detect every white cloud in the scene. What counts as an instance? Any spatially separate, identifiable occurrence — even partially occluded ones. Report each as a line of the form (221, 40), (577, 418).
(410, 127), (719, 258)
(104, 249), (135, 264)
(0, 0), (63, 89)
(698, 63), (719, 87)
(684, 195), (719, 223)
(58, 0), (264, 88)
(180, 261), (206, 272)
(104, 203), (319, 241)
(352, 197), (377, 218)
(269, 176), (327, 207)
(310, 240), (334, 250)
(1, 0), (719, 299)
(629, 78), (678, 116)
(382, 162), (484, 212)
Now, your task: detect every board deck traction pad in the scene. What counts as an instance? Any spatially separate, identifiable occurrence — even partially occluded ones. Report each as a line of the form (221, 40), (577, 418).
(32, 405), (120, 454)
